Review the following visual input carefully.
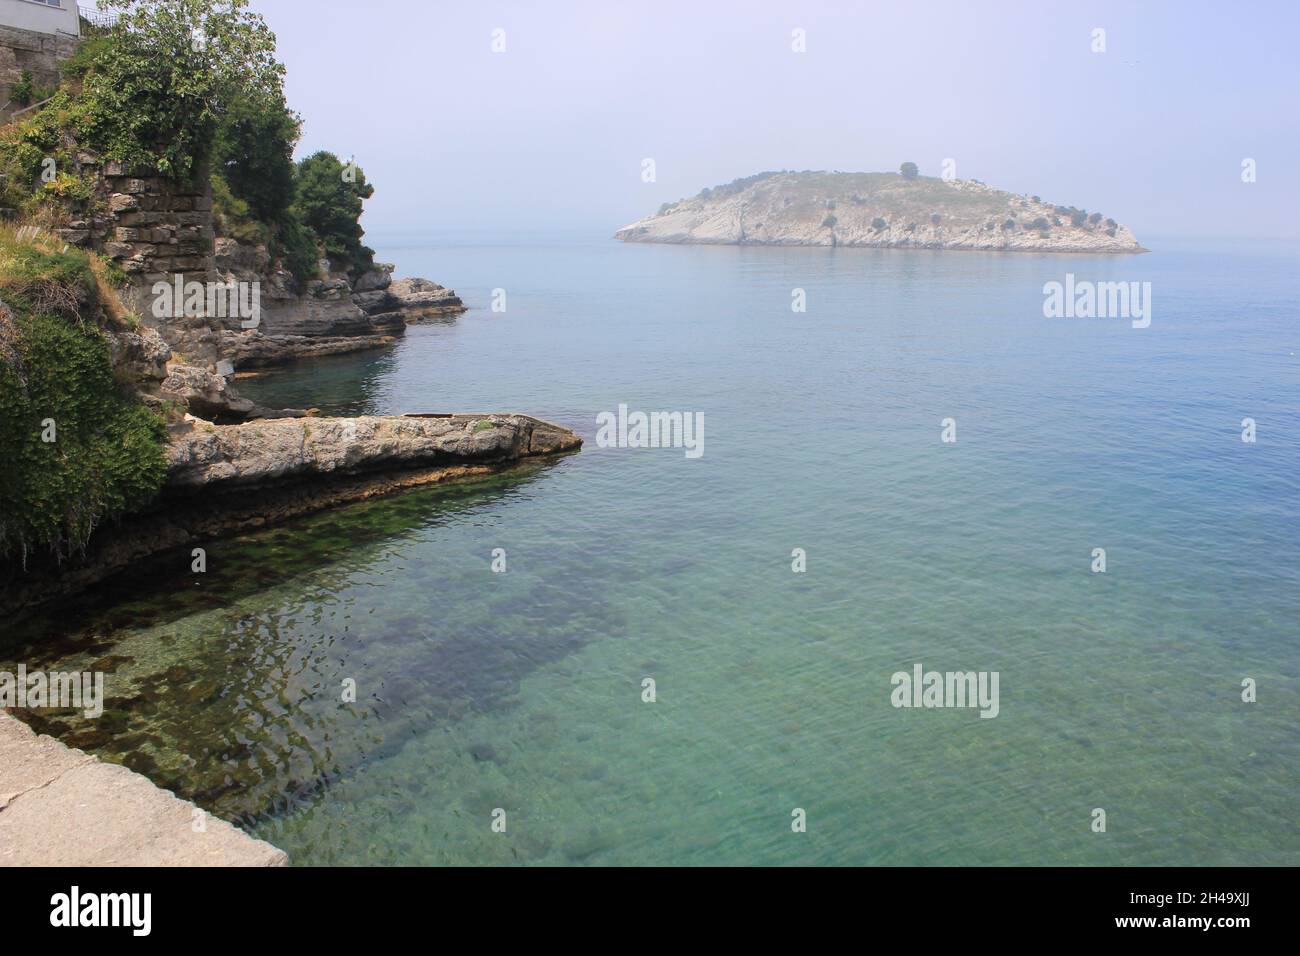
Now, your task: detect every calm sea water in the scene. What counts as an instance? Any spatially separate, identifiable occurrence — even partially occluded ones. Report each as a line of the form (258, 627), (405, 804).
(3, 233), (1297, 865)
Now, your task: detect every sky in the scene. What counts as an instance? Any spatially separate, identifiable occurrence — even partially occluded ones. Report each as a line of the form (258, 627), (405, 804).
(254, 0), (1300, 240)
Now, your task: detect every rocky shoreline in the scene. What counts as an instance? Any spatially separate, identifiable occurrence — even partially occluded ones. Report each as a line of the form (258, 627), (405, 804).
(56, 159), (468, 422)
(207, 240), (467, 371)
(0, 413), (581, 618)
(5, 158), (569, 623)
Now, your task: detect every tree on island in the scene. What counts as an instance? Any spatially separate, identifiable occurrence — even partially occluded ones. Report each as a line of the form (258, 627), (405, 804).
(899, 162), (919, 180)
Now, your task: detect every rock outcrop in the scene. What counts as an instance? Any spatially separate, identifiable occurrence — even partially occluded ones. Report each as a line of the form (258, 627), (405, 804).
(0, 413), (581, 616)
(167, 413), (581, 490)
(159, 363), (304, 422)
(616, 170), (1145, 252)
(210, 240), (407, 369)
(204, 244), (467, 367)
(388, 277), (466, 321)
(55, 158), (467, 418)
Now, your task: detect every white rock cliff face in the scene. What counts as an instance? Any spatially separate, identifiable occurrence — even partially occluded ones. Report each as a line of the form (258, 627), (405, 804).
(615, 171), (1144, 253)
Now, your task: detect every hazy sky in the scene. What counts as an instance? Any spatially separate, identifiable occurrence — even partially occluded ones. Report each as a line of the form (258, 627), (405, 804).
(255, 0), (1299, 239)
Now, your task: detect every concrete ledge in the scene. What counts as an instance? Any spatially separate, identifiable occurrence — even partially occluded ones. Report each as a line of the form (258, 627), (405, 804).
(0, 713), (287, 866)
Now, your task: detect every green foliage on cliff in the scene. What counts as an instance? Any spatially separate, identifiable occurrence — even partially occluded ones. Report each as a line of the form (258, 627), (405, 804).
(272, 209), (322, 284)
(8, 70), (55, 109)
(211, 94), (300, 225)
(291, 152), (376, 277)
(0, 234), (166, 566)
(76, 0), (285, 180)
(0, 91), (101, 221)
(1, 0), (378, 287)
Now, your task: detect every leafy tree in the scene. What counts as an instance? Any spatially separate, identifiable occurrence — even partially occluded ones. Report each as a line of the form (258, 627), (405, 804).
(291, 151), (375, 276)
(212, 92), (300, 224)
(899, 162), (919, 180)
(79, 0), (285, 180)
(272, 209), (321, 284)
(872, 217), (888, 230)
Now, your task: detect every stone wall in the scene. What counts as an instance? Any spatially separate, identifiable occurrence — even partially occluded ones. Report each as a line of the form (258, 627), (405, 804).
(63, 160), (216, 282)
(57, 157), (465, 382)
(0, 22), (78, 122)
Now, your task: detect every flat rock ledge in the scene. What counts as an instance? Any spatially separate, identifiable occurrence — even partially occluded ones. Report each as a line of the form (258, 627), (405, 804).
(167, 412), (580, 490)
(0, 414), (582, 617)
(0, 712), (286, 866)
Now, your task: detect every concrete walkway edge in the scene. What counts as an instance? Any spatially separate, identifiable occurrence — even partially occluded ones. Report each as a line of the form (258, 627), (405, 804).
(0, 712), (287, 866)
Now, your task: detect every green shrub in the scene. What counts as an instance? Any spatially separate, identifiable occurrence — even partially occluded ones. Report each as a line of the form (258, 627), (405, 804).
(211, 173), (270, 246)
(10, 70), (35, 107)
(0, 242), (96, 318)
(0, 313), (166, 565)
(822, 215), (837, 228)
(271, 209), (320, 284)
(872, 217), (888, 230)
(0, 91), (102, 221)
(0, 240), (166, 566)
(291, 151), (375, 277)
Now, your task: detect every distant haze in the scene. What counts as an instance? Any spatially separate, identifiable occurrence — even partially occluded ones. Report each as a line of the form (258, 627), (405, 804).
(256, 0), (1299, 239)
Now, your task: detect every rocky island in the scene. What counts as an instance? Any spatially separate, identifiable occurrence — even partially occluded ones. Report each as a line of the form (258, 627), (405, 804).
(616, 168), (1145, 253)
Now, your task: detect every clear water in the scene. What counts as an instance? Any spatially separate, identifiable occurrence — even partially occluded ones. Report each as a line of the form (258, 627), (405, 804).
(3, 233), (1297, 865)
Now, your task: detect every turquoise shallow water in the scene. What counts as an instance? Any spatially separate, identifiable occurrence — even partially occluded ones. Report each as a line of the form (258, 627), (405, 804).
(3, 234), (1297, 865)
